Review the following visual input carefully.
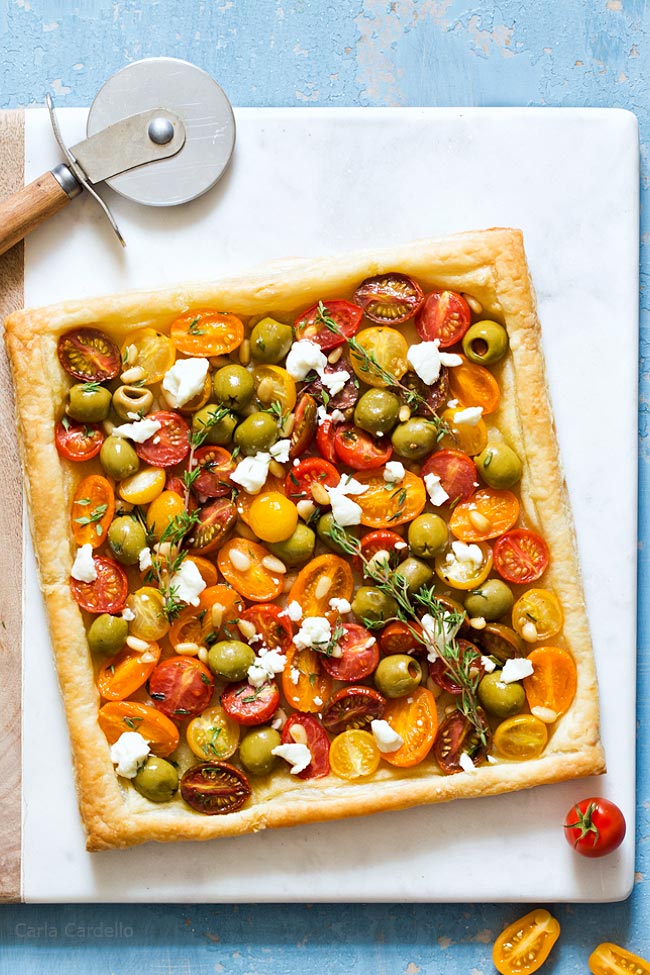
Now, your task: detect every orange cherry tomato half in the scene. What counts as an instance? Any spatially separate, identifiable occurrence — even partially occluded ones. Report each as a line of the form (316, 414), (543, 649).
(382, 687), (439, 768)
(148, 657), (215, 721)
(217, 538), (285, 602)
(170, 308), (245, 356)
(97, 641), (161, 702)
(55, 419), (104, 462)
(420, 449), (478, 506)
(415, 290), (471, 348)
(98, 701), (180, 757)
(236, 473), (285, 526)
(121, 328), (175, 385)
(447, 356), (501, 415)
(493, 529), (550, 584)
(70, 555), (129, 614)
(288, 554), (354, 618)
(589, 943), (650, 975)
(523, 646), (577, 719)
(449, 488), (520, 542)
(378, 620), (423, 656)
(492, 908), (560, 975)
(353, 469), (427, 528)
(329, 729), (381, 780)
(58, 328), (121, 381)
(512, 588), (563, 643)
(184, 555), (219, 588)
(169, 585), (243, 650)
(282, 644), (333, 714)
(71, 475), (115, 548)
(438, 407), (488, 456)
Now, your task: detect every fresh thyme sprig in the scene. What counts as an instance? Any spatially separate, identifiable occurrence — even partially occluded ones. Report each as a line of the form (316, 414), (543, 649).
(323, 521), (487, 745)
(315, 301), (449, 436)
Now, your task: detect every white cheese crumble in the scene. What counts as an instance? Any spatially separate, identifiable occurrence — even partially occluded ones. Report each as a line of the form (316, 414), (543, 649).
(161, 357), (209, 408)
(320, 369), (350, 397)
(326, 474), (368, 528)
(138, 547), (152, 571)
(453, 406), (483, 427)
(440, 351), (463, 367)
(168, 559), (206, 607)
(109, 732), (150, 779)
(313, 696), (323, 708)
(230, 452), (272, 494)
(458, 752), (477, 773)
(407, 341), (443, 386)
(269, 439), (292, 464)
(286, 600), (303, 622)
(420, 611), (464, 661)
(447, 398), (459, 408)
(447, 540), (484, 566)
(111, 417), (162, 443)
(285, 339), (328, 380)
(370, 719), (404, 753)
(121, 607), (136, 622)
(71, 544), (97, 583)
(316, 404), (329, 424)
(329, 597), (351, 614)
(290, 667), (301, 685)
(500, 657), (535, 683)
(293, 616), (332, 652)
(271, 742), (312, 774)
(480, 655), (497, 673)
(247, 647), (287, 688)
(384, 461), (405, 483)
(424, 472), (449, 506)
(329, 409), (346, 424)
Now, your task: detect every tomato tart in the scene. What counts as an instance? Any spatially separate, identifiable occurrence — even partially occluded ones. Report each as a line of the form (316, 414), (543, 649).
(4, 229), (605, 850)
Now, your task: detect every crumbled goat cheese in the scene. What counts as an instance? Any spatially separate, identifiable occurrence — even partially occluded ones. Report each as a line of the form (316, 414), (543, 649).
(271, 742), (312, 774)
(480, 655), (497, 673)
(371, 719), (404, 753)
(424, 472), (449, 506)
(109, 732), (150, 779)
(168, 559), (206, 607)
(71, 544), (97, 583)
(320, 370), (350, 397)
(290, 667), (301, 685)
(500, 657), (535, 683)
(285, 601), (303, 622)
(384, 461), (405, 483)
(111, 417), (162, 443)
(247, 647), (287, 688)
(440, 351), (463, 367)
(138, 547), (152, 571)
(458, 752), (477, 773)
(407, 341), (443, 386)
(326, 474), (368, 527)
(329, 409), (346, 424)
(161, 357), (209, 408)
(420, 611), (464, 661)
(329, 597), (351, 614)
(121, 607), (136, 622)
(231, 452), (272, 494)
(269, 439), (292, 464)
(294, 616), (332, 652)
(285, 339), (328, 380)
(453, 406), (483, 426)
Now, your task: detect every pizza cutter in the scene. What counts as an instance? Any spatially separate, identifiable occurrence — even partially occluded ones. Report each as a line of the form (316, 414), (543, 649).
(0, 57), (236, 257)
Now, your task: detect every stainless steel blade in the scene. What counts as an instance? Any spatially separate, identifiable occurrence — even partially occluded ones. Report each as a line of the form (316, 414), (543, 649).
(69, 108), (186, 185)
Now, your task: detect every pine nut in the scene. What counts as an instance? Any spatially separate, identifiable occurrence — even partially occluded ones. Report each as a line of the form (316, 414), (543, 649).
(209, 355), (230, 368)
(239, 339), (251, 366)
(297, 499), (316, 521)
(521, 620), (539, 642)
(289, 724), (308, 745)
(235, 522), (257, 541)
(399, 404), (411, 423)
(468, 510), (492, 533)
(211, 604), (224, 630)
(283, 413), (296, 436)
(123, 343), (138, 366)
(310, 481), (331, 506)
(126, 635), (151, 653)
(262, 555), (287, 574)
(271, 707), (288, 731)
(140, 651), (158, 663)
(230, 549), (251, 572)
(102, 419), (116, 436)
(283, 572), (297, 593)
(237, 619), (258, 640)
(469, 616), (487, 630)
(256, 377), (275, 402)
(531, 705), (558, 724)
(269, 460), (285, 478)
(197, 646), (209, 664)
(315, 576), (331, 600)
(175, 642), (200, 656)
(462, 293), (483, 315)
(327, 346), (343, 364)
(120, 365), (146, 384)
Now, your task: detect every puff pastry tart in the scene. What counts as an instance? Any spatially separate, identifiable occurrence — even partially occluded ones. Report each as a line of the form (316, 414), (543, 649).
(4, 229), (605, 851)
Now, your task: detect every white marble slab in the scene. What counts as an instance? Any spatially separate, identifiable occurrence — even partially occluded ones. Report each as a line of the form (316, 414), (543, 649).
(21, 107), (638, 902)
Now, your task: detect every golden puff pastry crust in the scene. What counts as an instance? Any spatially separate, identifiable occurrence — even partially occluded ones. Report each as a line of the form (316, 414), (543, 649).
(4, 228), (605, 851)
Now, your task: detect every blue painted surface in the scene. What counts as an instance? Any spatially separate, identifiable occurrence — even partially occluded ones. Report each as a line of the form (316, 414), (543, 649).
(1, 0), (649, 971)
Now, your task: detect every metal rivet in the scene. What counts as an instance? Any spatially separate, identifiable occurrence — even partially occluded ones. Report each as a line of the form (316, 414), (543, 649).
(147, 117), (174, 145)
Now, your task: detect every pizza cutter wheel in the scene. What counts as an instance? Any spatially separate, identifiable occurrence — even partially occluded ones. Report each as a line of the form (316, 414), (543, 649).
(0, 57), (236, 257)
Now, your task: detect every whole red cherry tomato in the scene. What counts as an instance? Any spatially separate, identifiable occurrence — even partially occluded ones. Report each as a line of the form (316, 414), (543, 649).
(563, 797), (626, 858)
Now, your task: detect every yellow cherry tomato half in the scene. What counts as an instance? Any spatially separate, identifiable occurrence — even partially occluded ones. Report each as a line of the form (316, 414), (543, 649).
(146, 490), (186, 540)
(449, 488), (520, 543)
(186, 705), (240, 761)
(252, 364), (297, 413)
(236, 473), (285, 527)
(97, 641), (161, 702)
(512, 588), (564, 643)
(382, 687), (439, 768)
(434, 540), (493, 591)
(170, 309), (245, 356)
(126, 586), (170, 642)
(353, 469), (427, 528)
(248, 492), (298, 543)
(217, 538), (284, 602)
(350, 326), (409, 388)
(288, 554), (354, 618)
(523, 646), (577, 720)
(448, 355), (501, 415)
(118, 466), (167, 506)
(439, 407), (488, 456)
(492, 909), (560, 975)
(493, 714), (548, 761)
(71, 475), (115, 549)
(589, 943), (650, 975)
(329, 729), (381, 780)
(121, 328), (176, 385)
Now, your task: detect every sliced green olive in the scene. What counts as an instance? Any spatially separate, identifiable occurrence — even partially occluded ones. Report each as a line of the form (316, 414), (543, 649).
(112, 385), (154, 421)
(374, 654), (422, 698)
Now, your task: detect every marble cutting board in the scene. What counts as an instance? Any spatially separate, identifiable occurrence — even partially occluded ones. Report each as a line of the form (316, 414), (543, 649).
(10, 106), (640, 902)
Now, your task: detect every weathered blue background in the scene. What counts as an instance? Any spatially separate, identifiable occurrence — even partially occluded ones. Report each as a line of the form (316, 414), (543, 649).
(1, 1), (648, 971)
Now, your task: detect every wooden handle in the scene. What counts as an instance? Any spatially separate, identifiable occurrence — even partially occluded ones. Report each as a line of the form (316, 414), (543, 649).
(0, 171), (71, 257)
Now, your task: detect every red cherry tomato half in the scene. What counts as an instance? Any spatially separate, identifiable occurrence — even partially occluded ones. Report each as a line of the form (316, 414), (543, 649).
(356, 529), (406, 572)
(135, 411), (191, 468)
(189, 445), (235, 498)
(378, 620), (423, 656)
(55, 419), (104, 462)
(57, 328), (121, 381)
(420, 449), (478, 506)
(289, 394), (318, 460)
(429, 640), (483, 695)
(493, 529), (550, 584)
(70, 555), (129, 614)
(239, 604), (294, 654)
(415, 290), (472, 348)
(294, 299), (363, 351)
(563, 797), (626, 858)
(433, 707), (489, 774)
(316, 419), (338, 463)
(221, 680), (281, 726)
(334, 424), (392, 470)
(354, 273), (425, 325)
(285, 457), (340, 502)
(148, 657), (215, 721)
(321, 623), (380, 682)
(180, 761), (251, 815)
(321, 685), (386, 735)
(281, 713), (330, 779)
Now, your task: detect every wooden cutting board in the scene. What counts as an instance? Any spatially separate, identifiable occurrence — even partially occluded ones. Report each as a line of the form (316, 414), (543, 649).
(0, 110), (24, 903)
